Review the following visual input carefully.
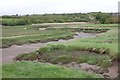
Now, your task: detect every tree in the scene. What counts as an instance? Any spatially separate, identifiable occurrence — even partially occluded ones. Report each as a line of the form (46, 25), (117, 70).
(93, 12), (111, 24)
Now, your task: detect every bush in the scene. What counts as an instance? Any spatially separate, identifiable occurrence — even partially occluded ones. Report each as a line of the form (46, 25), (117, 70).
(2, 18), (31, 26)
(2, 20), (16, 26)
(15, 19), (27, 25)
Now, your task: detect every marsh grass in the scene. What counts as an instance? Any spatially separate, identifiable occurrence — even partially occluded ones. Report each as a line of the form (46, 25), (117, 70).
(15, 45), (111, 68)
(2, 24), (110, 48)
(2, 27), (75, 48)
(2, 24), (118, 78)
(2, 61), (101, 78)
(15, 27), (118, 68)
(52, 55), (73, 64)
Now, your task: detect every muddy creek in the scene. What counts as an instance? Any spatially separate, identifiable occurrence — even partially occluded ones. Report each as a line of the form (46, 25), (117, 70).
(1, 32), (118, 78)
(2, 32), (97, 64)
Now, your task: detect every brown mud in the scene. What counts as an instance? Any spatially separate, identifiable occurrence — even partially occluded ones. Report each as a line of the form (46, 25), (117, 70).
(2, 32), (97, 64)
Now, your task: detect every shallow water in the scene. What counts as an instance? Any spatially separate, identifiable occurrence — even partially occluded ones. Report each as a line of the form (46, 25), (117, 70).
(1, 32), (118, 78)
(2, 32), (97, 64)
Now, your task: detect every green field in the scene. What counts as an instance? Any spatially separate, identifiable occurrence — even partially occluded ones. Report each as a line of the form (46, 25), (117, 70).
(2, 24), (113, 48)
(15, 26), (118, 67)
(2, 26), (75, 48)
(2, 23), (118, 78)
(2, 12), (118, 26)
(3, 61), (101, 78)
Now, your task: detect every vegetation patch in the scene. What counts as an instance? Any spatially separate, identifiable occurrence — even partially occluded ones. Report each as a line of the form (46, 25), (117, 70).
(52, 55), (73, 64)
(2, 27), (75, 48)
(15, 27), (118, 69)
(2, 61), (101, 78)
(2, 12), (118, 26)
(2, 26), (109, 48)
(15, 45), (111, 68)
(2, 23), (118, 78)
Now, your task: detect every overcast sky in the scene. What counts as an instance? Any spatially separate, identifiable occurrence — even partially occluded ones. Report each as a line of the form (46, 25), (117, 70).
(0, 0), (119, 15)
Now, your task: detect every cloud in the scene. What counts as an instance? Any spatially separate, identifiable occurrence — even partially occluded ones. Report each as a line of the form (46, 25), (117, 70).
(0, 0), (119, 15)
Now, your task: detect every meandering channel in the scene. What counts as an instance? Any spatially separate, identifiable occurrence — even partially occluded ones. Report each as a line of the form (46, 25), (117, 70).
(1, 31), (118, 78)
(2, 32), (97, 64)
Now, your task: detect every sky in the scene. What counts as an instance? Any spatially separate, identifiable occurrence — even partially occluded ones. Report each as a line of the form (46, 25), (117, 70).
(0, 0), (119, 15)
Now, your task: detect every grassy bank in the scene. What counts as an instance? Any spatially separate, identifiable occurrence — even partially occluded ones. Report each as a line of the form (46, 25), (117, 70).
(58, 28), (118, 59)
(49, 28), (118, 60)
(2, 26), (75, 48)
(2, 23), (118, 78)
(15, 48), (111, 68)
(2, 25), (110, 48)
(3, 24), (117, 37)
(15, 27), (118, 68)
(32, 23), (117, 29)
(2, 61), (100, 78)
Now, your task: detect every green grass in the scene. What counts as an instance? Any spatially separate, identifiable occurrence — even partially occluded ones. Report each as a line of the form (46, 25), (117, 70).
(15, 27), (118, 68)
(44, 23), (117, 28)
(0, 65), (1, 79)
(2, 25), (110, 48)
(2, 26), (76, 48)
(2, 26), (74, 37)
(2, 23), (117, 37)
(15, 45), (111, 68)
(50, 28), (118, 59)
(2, 18), (31, 26)
(52, 55), (73, 64)
(2, 24), (118, 78)
(2, 61), (100, 78)
(78, 24), (117, 27)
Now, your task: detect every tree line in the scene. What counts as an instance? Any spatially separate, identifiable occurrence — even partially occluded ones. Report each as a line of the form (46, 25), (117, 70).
(1, 12), (118, 26)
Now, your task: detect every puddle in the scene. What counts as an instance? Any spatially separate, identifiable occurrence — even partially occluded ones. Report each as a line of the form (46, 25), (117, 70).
(58, 32), (97, 42)
(38, 28), (47, 30)
(73, 32), (97, 38)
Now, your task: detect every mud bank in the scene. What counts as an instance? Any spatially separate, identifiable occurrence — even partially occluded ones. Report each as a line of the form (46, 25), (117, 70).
(2, 32), (97, 64)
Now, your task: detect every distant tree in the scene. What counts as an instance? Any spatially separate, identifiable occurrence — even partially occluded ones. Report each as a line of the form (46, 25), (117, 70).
(16, 14), (18, 16)
(93, 12), (111, 24)
(106, 16), (118, 24)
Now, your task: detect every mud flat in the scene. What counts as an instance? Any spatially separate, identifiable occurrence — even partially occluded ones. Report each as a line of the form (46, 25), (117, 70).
(2, 32), (97, 64)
